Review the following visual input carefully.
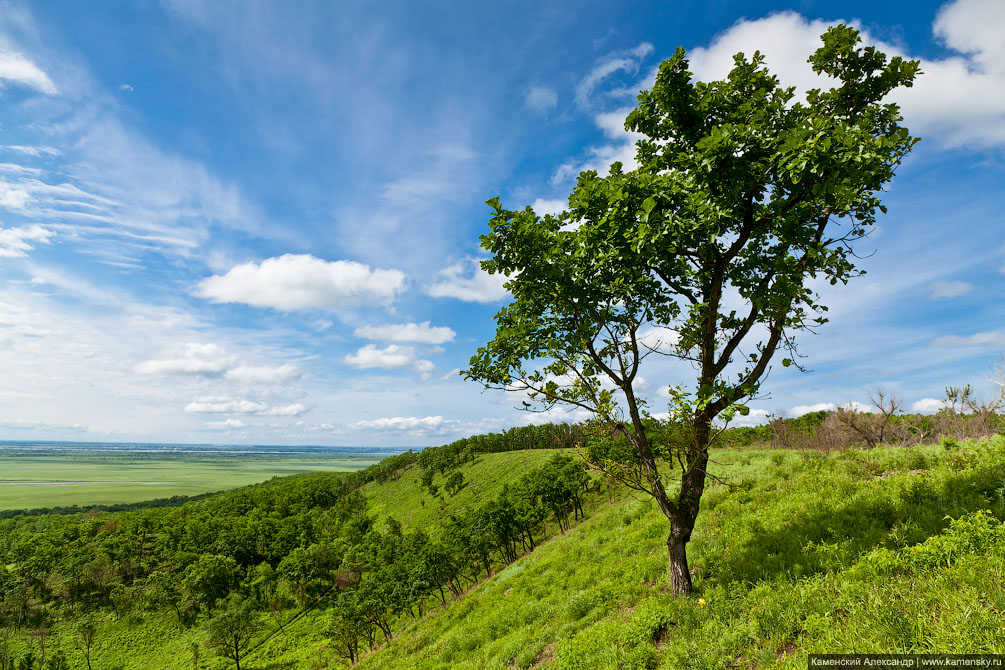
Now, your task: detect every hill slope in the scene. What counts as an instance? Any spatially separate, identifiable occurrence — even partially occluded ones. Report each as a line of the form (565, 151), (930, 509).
(4, 438), (1005, 669)
(373, 441), (1005, 668)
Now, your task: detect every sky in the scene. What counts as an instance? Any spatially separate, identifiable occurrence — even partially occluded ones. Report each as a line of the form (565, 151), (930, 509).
(0, 0), (1002, 446)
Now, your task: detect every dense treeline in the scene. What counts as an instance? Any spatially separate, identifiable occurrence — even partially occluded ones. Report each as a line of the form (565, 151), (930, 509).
(0, 429), (591, 669)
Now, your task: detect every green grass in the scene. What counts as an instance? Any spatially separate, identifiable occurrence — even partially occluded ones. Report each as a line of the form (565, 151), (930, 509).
(0, 450), (382, 510)
(11, 438), (1005, 669)
(339, 440), (1005, 669)
(364, 449), (572, 528)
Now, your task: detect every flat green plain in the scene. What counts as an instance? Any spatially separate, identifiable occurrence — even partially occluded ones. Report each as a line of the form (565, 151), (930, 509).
(0, 448), (385, 510)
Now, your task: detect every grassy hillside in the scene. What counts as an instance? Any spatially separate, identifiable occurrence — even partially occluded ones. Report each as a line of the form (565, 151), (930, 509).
(4, 438), (1005, 669)
(269, 438), (1005, 669)
(364, 449), (569, 529)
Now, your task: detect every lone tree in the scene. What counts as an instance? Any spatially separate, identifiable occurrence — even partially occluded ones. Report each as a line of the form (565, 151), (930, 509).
(464, 26), (919, 595)
(206, 594), (262, 670)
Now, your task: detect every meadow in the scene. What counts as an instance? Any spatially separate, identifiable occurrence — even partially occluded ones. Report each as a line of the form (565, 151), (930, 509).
(0, 443), (387, 511)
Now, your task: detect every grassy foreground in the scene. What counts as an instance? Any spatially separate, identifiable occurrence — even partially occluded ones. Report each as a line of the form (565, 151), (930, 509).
(9, 437), (1005, 669)
(326, 440), (1005, 668)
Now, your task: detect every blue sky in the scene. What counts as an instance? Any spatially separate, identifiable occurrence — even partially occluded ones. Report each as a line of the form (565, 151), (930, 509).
(0, 0), (1002, 446)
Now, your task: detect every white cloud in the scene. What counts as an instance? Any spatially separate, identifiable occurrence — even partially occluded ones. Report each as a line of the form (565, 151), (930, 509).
(353, 321), (455, 344)
(185, 398), (268, 413)
(790, 401), (878, 416)
(635, 326), (680, 352)
(0, 224), (53, 258)
(531, 198), (566, 217)
(224, 363), (301, 384)
(685, 4), (1005, 149)
(185, 397), (307, 416)
(552, 107), (642, 183)
(929, 331), (1005, 348)
(345, 343), (416, 369)
(911, 397), (947, 413)
(135, 343), (235, 376)
(575, 43), (653, 108)
(351, 415), (448, 430)
(261, 403), (308, 416)
(196, 254), (407, 310)
(204, 418), (245, 430)
(0, 180), (32, 209)
(0, 47), (57, 94)
(136, 344), (301, 385)
(930, 280), (974, 299)
(426, 259), (508, 302)
(791, 402), (836, 416)
(344, 343), (434, 377)
(118, 83), (134, 92)
(525, 85), (558, 113)
(0, 145), (60, 157)
(0, 418), (87, 432)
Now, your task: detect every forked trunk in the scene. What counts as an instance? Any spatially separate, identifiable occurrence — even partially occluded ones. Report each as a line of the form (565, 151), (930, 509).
(667, 530), (692, 595)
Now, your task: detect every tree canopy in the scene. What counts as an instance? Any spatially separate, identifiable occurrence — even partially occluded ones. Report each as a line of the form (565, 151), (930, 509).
(465, 25), (919, 594)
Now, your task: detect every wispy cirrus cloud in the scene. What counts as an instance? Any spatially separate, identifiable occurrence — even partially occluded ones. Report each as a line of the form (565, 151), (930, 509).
(0, 45), (56, 94)
(0, 224), (53, 257)
(929, 331), (1005, 348)
(929, 280), (974, 299)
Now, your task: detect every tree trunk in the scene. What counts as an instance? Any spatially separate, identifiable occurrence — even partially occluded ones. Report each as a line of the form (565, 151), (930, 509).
(666, 530), (692, 595)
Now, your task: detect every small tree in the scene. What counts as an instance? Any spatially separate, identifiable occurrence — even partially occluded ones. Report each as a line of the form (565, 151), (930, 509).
(466, 26), (918, 594)
(73, 619), (96, 670)
(206, 594), (262, 670)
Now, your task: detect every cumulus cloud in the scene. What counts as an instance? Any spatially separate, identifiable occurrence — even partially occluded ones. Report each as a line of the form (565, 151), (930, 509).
(344, 343), (434, 377)
(204, 418), (245, 430)
(224, 363), (301, 384)
(685, 2), (1005, 149)
(0, 47), (57, 94)
(353, 321), (455, 344)
(351, 415), (448, 431)
(345, 344), (416, 369)
(929, 331), (1005, 348)
(426, 259), (509, 303)
(525, 85), (558, 113)
(635, 326), (680, 353)
(790, 402), (837, 416)
(930, 280), (975, 299)
(792, 401), (877, 416)
(185, 398), (268, 413)
(185, 397), (307, 416)
(531, 198), (567, 217)
(911, 397), (947, 413)
(135, 343), (235, 376)
(0, 224), (53, 258)
(195, 254), (407, 310)
(135, 344), (301, 384)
